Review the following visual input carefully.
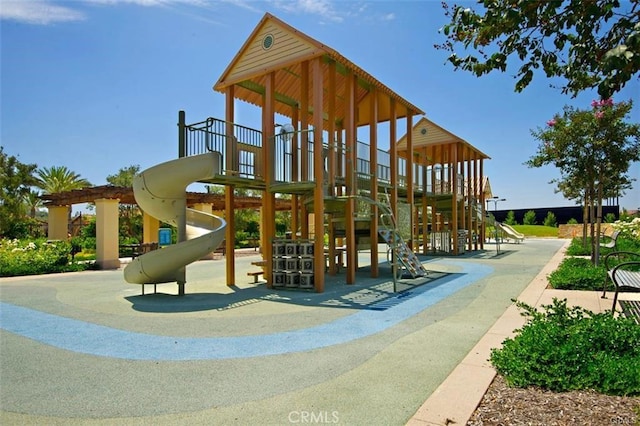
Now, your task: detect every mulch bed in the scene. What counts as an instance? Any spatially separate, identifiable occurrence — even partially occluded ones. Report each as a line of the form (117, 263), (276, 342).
(467, 375), (640, 425)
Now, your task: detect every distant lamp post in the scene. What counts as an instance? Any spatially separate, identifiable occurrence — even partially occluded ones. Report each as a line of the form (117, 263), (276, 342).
(487, 196), (506, 216)
(486, 196), (506, 254)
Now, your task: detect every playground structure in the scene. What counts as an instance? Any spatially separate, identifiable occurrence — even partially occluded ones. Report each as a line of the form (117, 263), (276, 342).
(42, 13), (492, 294)
(165, 13), (491, 293)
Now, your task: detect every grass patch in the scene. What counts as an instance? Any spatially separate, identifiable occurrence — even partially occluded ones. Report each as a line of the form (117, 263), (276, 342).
(510, 225), (558, 238)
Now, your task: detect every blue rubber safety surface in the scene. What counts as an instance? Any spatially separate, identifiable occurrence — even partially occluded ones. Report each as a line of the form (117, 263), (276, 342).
(0, 261), (491, 361)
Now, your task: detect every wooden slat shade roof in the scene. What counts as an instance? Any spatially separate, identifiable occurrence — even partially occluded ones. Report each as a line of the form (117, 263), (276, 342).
(396, 117), (491, 163)
(40, 185), (292, 211)
(213, 13), (424, 127)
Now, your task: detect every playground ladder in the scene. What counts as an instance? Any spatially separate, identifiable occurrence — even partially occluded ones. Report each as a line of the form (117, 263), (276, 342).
(378, 227), (429, 278)
(377, 191), (428, 279)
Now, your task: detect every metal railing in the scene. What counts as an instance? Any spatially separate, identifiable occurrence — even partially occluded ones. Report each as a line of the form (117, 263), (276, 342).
(181, 115), (263, 178)
(179, 114), (476, 195)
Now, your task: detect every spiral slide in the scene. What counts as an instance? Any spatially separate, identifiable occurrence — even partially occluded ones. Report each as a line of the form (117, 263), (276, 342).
(124, 152), (226, 285)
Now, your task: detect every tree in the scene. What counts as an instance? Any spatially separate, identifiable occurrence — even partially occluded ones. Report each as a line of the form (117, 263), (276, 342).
(504, 210), (517, 225)
(543, 211), (558, 227)
(523, 210), (537, 225)
(24, 190), (43, 218)
(107, 165), (141, 243)
(0, 147), (39, 238)
(527, 99), (640, 262)
(35, 165), (91, 194)
(106, 165), (140, 187)
(34, 165), (91, 239)
(437, 1), (640, 98)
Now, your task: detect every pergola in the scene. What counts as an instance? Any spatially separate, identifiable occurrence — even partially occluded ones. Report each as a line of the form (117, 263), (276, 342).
(41, 185), (291, 269)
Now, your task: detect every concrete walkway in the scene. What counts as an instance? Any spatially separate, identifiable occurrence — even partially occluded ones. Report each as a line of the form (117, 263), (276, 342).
(0, 239), (629, 425)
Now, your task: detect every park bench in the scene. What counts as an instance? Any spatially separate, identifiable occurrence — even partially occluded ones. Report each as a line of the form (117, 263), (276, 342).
(599, 230), (620, 250)
(247, 270), (265, 283)
(247, 260), (267, 283)
(601, 251), (640, 321)
(620, 300), (640, 325)
(120, 242), (158, 258)
(134, 242), (158, 257)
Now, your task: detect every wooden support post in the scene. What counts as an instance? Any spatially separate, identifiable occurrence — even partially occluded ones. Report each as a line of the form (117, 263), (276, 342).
(369, 87), (379, 277)
(262, 72), (276, 289)
(345, 71), (357, 285)
(225, 86), (236, 286)
(312, 57), (325, 292)
(300, 61), (310, 239)
(451, 143), (458, 255)
(406, 113), (414, 250)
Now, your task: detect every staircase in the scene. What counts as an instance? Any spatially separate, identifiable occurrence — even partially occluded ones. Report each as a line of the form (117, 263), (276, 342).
(378, 226), (429, 278)
(377, 193), (428, 279)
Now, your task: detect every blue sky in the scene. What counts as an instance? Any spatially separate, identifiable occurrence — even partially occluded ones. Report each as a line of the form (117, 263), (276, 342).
(1, 0), (639, 214)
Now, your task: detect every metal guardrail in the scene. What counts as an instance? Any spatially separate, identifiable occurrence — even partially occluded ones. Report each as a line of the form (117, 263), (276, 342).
(178, 113), (467, 194)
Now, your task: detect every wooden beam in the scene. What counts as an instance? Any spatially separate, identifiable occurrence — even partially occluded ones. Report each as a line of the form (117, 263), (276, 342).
(237, 80), (299, 108)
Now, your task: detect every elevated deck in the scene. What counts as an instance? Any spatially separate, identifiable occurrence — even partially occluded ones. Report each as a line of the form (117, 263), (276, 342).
(180, 116), (471, 201)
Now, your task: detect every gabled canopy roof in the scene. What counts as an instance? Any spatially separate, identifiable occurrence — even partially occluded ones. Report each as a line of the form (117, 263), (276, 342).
(396, 117), (491, 163)
(213, 13), (424, 127)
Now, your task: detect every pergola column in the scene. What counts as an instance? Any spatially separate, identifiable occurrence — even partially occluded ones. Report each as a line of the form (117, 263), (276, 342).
(47, 205), (69, 241)
(95, 198), (120, 270)
(142, 212), (159, 244)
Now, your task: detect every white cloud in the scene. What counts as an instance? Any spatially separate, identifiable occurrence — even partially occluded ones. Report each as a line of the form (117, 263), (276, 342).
(0, 0), (357, 26)
(0, 0), (216, 25)
(85, 0), (211, 6)
(0, 1), (86, 25)
(271, 0), (344, 23)
(381, 12), (395, 21)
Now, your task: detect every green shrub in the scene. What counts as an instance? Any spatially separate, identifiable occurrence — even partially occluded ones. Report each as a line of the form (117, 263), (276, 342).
(565, 235), (640, 257)
(491, 299), (640, 396)
(618, 237), (640, 253)
(565, 237), (592, 256)
(547, 256), (608, 290)
(567, 218), (578, 224)
(604, 213), (617, 223)
(0, 238), (94, 277)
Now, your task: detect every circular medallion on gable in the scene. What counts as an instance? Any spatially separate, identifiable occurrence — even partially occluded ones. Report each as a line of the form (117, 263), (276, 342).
(262, 34), (274, 50)
(421, 128), (427, 135)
